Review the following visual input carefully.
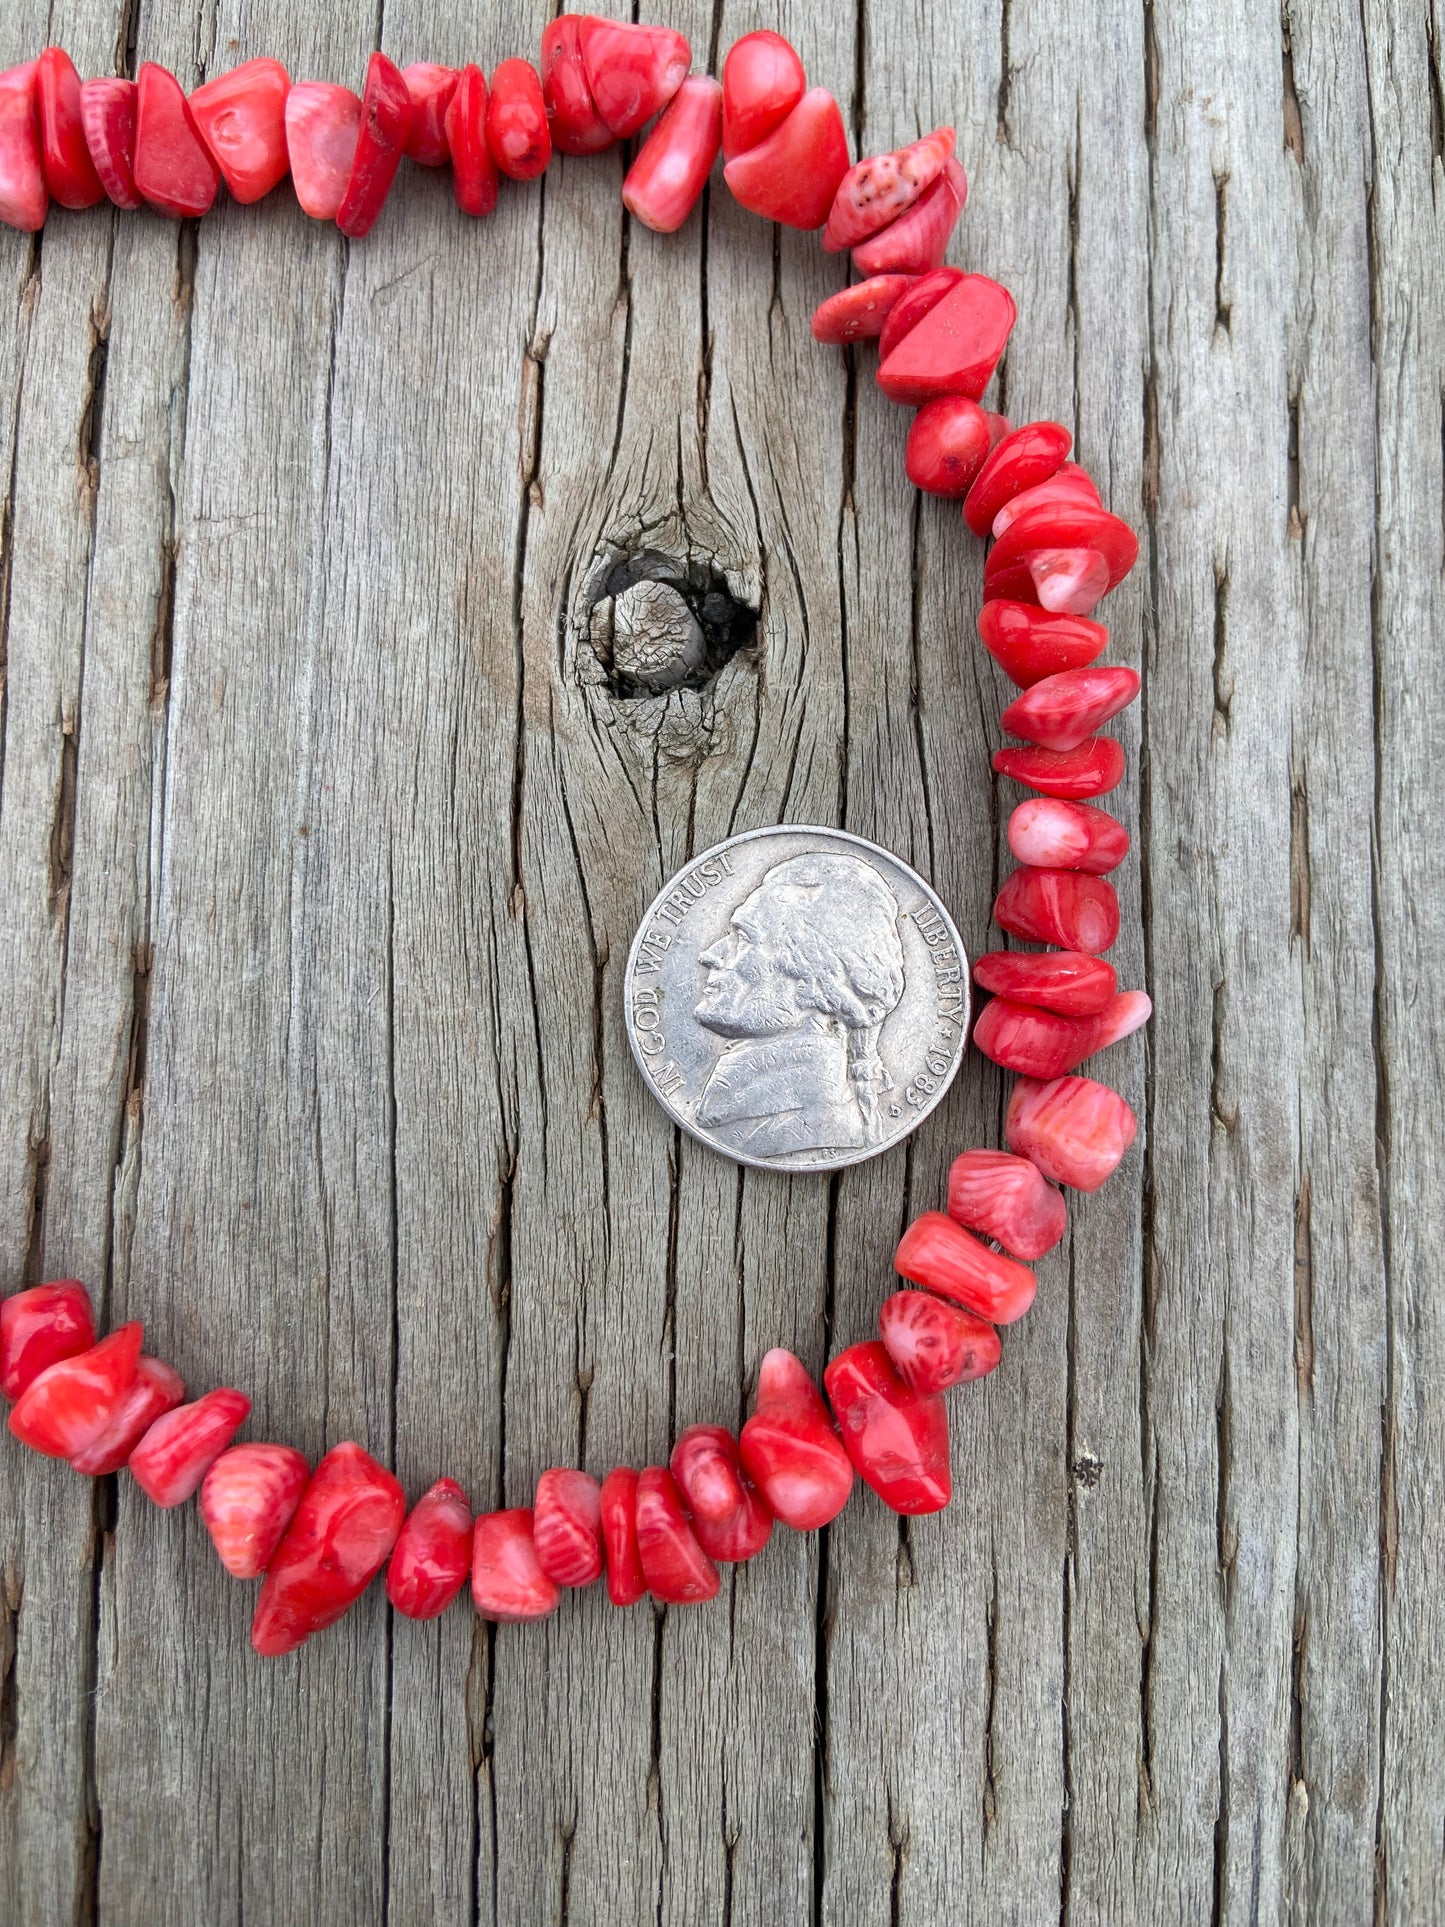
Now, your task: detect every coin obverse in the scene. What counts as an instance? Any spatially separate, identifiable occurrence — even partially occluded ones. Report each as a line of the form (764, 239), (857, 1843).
(624, 826), (972, 1173)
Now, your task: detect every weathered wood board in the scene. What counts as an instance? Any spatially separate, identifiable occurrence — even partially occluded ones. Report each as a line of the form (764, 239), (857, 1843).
(1, 0), (1441, 1921)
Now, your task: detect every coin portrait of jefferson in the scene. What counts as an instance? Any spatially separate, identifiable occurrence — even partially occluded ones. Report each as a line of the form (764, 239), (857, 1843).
(693, 852), (909, 1160)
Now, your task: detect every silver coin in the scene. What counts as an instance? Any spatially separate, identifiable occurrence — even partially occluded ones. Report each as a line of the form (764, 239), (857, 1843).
(624, 825), (971, 1173)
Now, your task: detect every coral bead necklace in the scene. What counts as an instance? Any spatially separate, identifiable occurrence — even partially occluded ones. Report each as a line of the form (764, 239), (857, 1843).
(0, 18), (1149, 1656)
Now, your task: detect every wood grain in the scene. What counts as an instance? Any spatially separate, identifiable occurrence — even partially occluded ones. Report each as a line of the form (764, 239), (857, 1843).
(0, 0), (1440, 1921)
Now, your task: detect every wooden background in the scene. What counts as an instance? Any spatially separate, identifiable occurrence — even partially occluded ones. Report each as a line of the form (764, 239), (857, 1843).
(1, 1), (1440, 1922)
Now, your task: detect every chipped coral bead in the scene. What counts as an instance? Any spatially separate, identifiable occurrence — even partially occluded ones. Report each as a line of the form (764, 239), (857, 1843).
(723, 86), (850, 230)
(486, 58), (551, 181)
(812, 272), (917, 344)
(1008, 797), (1130, 873)
(670, 1425), (772, 1563)
(0, 1281), (96, 1402)
(80, 77), (140, 209)
(994, 867), (1120, 953)
(895, 1212), (1037, 1324)
(622, 75), (722, 235)
(285, 81), (361, 220)
(720, 29), (804, 161)
(824, 126), (955, 251)
(579, 16), (690, 140)
(251, 1443), (407, 1656)
(471, 1508), (561, 1622)
(70, 1355), (185, 1477)
(446, 66), (498, 218)
(1001, 666), (1141, 754)
(599, 1467), (647, 1607)
(128, 1387), (251, 1507)
(972, 948), (1117, 1017)
(635, 1467), (720, 1604)
(532, 1467), (604, 1587)
(1094, 989), (1152, 1050)
(824, 1341), (951, 1516)
(947, 1149), (1068, 1260)
(905, 395), (993, 497)
(977, 601), (1108, 687)
(133, 62), (219, 217)
(973, 995), (1102, 1080)
(0, 63), (48, 231)
(1007, 1074), (1139, 1191)
(191, 57), (292, 204)
(985, 502), (1139, 609)
(8, 1322), (143, 1460)
(852, 157), (966, 277)
(993, 464), (1101, 535)
(200, 1442), (310, 1579)
(879, 264), (961, 361)
(540, 16), (613, 155)
(386, 1479), (474, 1620)
(336, 51), (412, 238)
(401, 62), (459, 166)
(738, 1348), (853, 1532)
(36, 48), (103, 209)
(878, 1289), (1000, 1396)
(962, 421), (1071, 536)
(876, 273), (1016, 406)
(992, 735), (1126, 799)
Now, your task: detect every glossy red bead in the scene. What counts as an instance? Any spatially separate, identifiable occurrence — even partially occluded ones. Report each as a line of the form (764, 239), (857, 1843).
(128, 1387), (251, 1507)
(622, 75), (722, 235)
(336, 51), (412, 238)
(471, 1508), (561, 1622)
(985, 502), (1140, 607)
(811, 272), (917, 344)
(386, 1479), (473, 1620)
(635, 1467), (720, 1604)
(977, 600), (1108, 687)
(720, 30), (804, 161)
(191, 57), (291, 204)
(1001, 666), (1141, 753)
(1094, 989), (1152, 1050)
(284, 82), (361, 220)
(852, 157), (966, 277)
(972, 948), (1117, 1017)
(738, 1347), (853, 1532)
(1008, 1074), (1139, 1191)
(70, 1355), (185, 1476)
(252, 1442), (407, 1656)
(0, 63), (47, 231)
(992, 736), (1127, 799)
(200, 1442), (310, 1579)
(670, 1425), (773, 1563)
(948, 1149), (1068, 1260)
(0, 1281), (96, 1401)
(895, 1211), (1038, 1324)
(994, 867), (1120, 953)
(133, 63), (219, 218)
(993, 465), (1101, 535)
(876, 273), (1016, 405)
(723, 87), (850, 231)
(8, 1322), (143, 1459)
(600, 1467), (647, 1606)
(80, 77), (140, 210)
(532, 1467), (604, 1587)
(963, 421), (1071, 536)
(878, 1290), (1000, 1396)
(905, 395), (993, 496)
(446, 66), (498, 218)
(878, 264), (961, 361)
(1009, 797), (1129, 873)
(973, 995), (1102, 1079)
(824, 1341), (951, 1516)
(541, 17), (613, 156)
(579, 16), (690, 140)
(37, 48), (103, 208)
(486, 58), (551, 181)
(824, 125), (955, 251)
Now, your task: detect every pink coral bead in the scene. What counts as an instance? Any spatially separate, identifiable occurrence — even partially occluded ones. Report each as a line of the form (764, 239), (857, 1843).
(1008, 797), (1130, 874)
(1006, 1075), (1139, 1191)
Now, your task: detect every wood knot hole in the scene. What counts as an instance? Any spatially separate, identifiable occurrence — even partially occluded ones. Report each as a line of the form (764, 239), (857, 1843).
(583, 549), (758, 698)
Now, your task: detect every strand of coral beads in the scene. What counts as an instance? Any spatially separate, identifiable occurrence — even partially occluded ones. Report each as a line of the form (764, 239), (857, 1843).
(0, 18), (1148, 1657)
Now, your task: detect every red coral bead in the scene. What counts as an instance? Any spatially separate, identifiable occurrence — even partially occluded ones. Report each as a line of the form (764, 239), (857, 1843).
(532, 1467), (604, 1587)
(470, 1508), (560, 1622)
(723, 87), (850, 231)
(386, 1479), (473, 1620)
(1007, 1074), (1139, 1191)
(811, 272), (917, 345)
(963, 421), (1071, 536)
(336, 52), (412, 238)
(738, 1347), (853, 1532)
(992, 736), (1126, 798)
(486, 58), (551, 181)
(977, 601), (1108, 687)
(401, 62), (459, 167)
(906, 395), (993, 497)
(579, 16), (690, 140)
(670, 1425), (772, 1563)
(36, 48), (104, 209)
(973, 995), (1102, 1079)
(985, 502), (1139, 608)
(994, 867), (1120, 953)
(0, 1281), (96, 1401)
(599, 1467), (646, 1606)
(948, 1149), (1068, 1260)
(895, 1212), (1038, 1323)
(128, 1387), (251, 1507)
(8, 1322), (143, 1459)
(541, 17), (613, 156)
(284, 82), (361, 221)
(635, 1467), (720, 1604)
(972, 948), (1117, 1017)
(1001, 665), (1141, 754)
(80, 78), (140, 210)
(824, 126), (955, 251)
(622, 75), (722, 235)
(852, 157), (966, 277)
(720, 30), (804, 161)
(824, 1341), (951, 1516)
(133, 63), (219, 218)
(878, 265), (961, 361)
(993, 465), (1101, 535)
(1009, 797), (1130, 873)
(191, 57), (291, 204)
(0, 63), (47, 231)
(446, 66), (498, 218)
(876, 273), (1016, 405)
(879, 1290), (1000, 1396)
(1094, 989), (1152, 1049)
(70, 1355), (185, 1476)
(200, 1442), (310, 1579)
(252, 1443), (407, 1655)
